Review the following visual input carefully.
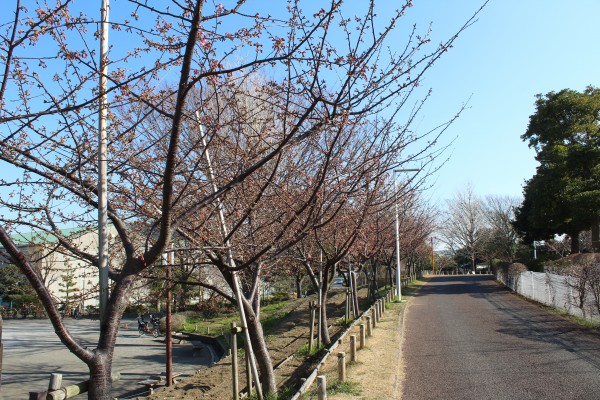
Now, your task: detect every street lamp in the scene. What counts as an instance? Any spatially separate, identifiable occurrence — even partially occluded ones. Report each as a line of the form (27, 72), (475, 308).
(393, 169), (419, 301)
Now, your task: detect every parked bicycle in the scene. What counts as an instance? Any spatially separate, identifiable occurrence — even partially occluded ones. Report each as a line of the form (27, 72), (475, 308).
(137, 314), (161, 337)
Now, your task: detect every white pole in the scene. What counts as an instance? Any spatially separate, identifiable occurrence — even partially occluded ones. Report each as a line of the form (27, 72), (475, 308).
(392, 169), (419, 301)
(394, 179), (401, 301)
(98, 0), (110, 322)
(197, 116), (263, 400)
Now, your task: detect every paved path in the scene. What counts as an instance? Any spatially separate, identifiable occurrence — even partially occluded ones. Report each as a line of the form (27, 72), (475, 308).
(1, 318), (210, 399)
(402, 275), (600, 400)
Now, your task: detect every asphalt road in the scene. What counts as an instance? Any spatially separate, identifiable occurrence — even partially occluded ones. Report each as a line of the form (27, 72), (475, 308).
(401, 275), (600, 400)
(1, 317), (210, 399)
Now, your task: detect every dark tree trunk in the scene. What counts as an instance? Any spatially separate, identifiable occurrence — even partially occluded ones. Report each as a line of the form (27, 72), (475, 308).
(592, 216), (600, 252)
(295, 274), (302, 299)
(570, 231), (581, 254)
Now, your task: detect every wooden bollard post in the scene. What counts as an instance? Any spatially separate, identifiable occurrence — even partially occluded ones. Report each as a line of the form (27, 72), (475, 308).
(317, 375), (327, 400)
(379, 299), (384, 315)
(49, 373), (62, 391)
(338, 352), (346, 382)
(230, 322), (243, 400)
(375, 302), (380, 323)
(365, 316), (372, 337)
(359, 324), (365, 349)
(350, 335), (357, 362)
(371, 308), (377, 328)
(309, 301), (316, 353)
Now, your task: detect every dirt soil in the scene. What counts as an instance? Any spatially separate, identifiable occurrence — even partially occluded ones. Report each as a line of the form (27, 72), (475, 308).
(144, 288), (378, 399)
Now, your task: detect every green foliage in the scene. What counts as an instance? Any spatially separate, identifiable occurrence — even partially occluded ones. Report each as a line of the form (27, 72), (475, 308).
(516, 86), (600, 251)
(124, 304), (147, 316)
(296, 342), (324, 357)
(275, 385), (296, 400)
(58, 271), (80, 309)
(263, 291), (291, 305)
(0, 264), (36, 306)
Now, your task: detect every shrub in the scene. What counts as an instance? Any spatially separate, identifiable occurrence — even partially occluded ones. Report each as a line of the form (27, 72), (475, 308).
(195, 299), (225, 319)
(263, 291), (290, 305)
(159, 313), (187, 332)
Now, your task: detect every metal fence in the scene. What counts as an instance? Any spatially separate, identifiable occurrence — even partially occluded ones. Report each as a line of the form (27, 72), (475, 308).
(497, 270), (600, 322)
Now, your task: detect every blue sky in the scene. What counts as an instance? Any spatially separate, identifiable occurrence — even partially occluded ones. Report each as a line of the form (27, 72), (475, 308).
(385, 0), (600, 204)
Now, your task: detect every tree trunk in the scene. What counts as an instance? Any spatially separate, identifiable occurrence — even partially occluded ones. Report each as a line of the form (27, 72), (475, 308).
(87, 358), (113, 399)
(295, 274), (302, 299)
(351, 272), (359, 316)
(319, 290), (331, 345)
(592, 216), (600, 252)
(570, 231), (581, 254)
(243, 300), (276, 395)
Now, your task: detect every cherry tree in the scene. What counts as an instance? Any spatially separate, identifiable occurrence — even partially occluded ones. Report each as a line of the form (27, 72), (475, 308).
(0, 1), (483, 397)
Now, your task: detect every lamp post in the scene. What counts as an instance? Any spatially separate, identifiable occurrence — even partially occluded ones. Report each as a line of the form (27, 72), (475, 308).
(431, 236), (435, 275)
(393, 169), (419, 301)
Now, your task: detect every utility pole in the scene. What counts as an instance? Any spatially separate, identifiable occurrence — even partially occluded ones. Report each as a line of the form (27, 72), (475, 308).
(166, 250), (173, 386)
(431, 236), (435, 274)
(98, 0), (110, 323)
(393, 169), (419, 301)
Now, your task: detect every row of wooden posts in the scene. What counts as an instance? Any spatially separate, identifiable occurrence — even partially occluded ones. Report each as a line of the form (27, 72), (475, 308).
(226, 288), (395, 400)
(315, 289), (393, 400)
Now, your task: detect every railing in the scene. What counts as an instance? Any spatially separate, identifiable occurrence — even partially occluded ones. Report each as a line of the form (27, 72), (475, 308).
(28, 372), (120, 400)
(497, 270), (600, 322)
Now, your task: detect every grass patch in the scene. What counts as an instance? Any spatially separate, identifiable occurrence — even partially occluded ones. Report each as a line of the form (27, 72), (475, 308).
(182, 300), (292, 336)
(261, 303), (292, 332)
(334, 316), (351, 327)
(328, 380), (361, 396)
(296, 342), (324, 357)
